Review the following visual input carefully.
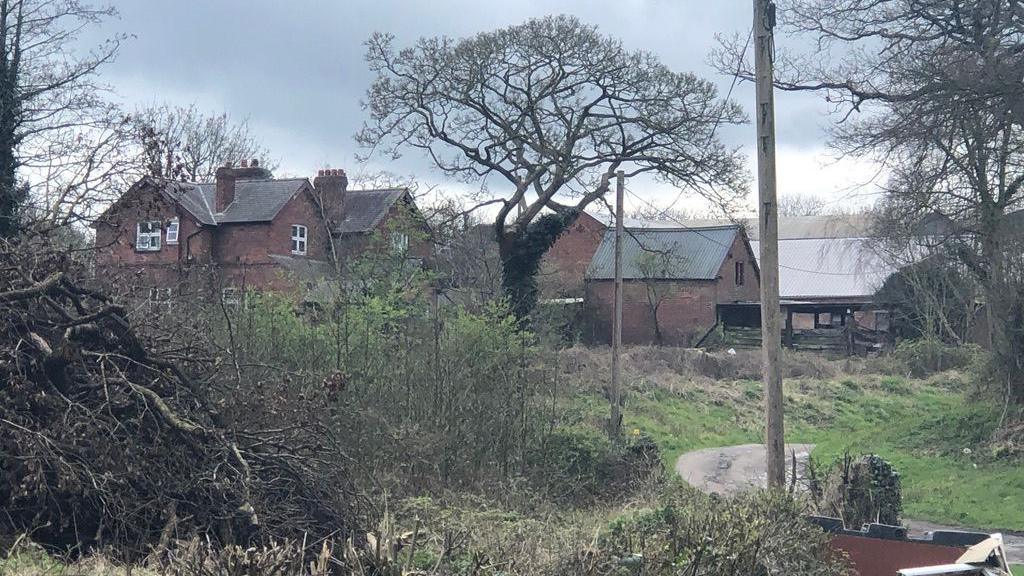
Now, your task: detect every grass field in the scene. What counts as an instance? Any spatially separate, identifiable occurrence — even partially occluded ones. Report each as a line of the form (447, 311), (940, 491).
(567, 356), (1023, 531)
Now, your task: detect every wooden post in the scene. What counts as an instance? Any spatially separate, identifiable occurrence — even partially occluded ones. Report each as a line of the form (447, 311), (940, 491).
(784, 307), (793, 348)
(754, 0), (786, 489)
(610, 170), (625, 440)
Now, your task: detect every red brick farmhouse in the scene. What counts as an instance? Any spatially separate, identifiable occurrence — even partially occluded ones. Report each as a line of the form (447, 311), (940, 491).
(93, 161), (427, 302)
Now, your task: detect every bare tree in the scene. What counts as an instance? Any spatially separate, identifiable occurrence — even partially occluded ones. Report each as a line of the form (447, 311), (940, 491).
(776, 194), (828, 217)
(716, 1), (1024, 401)
(0, 0), (122, 237)
(132, 104), (273, 182)
(635, 249), (682, 345)
(358, 15), (748, 317)
(26, 106), (138, 231)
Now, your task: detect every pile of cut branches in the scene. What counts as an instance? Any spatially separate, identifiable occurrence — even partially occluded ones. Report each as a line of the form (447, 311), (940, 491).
(0, 239), (356, 559)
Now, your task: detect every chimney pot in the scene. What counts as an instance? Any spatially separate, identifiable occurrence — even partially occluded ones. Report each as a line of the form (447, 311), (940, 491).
(240, 159), (249, 168)
(313, 165), (349, 222)
(251, 158), (259, 167)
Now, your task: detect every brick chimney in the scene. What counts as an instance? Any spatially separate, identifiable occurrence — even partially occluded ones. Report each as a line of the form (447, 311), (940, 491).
(215, 160), (273, 213)
(215, 164), (236, 213)
(313, 168), (348, 221)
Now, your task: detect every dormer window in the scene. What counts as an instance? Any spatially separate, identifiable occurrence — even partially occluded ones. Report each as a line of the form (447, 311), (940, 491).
(291, 224), (307, 255)
(166, 218), (179, 245)
(136, 221), (161, 251)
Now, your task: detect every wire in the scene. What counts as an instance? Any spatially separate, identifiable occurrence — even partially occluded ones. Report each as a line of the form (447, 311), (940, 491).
(622, 186), (895, 278)
(665, 27), (753, 214)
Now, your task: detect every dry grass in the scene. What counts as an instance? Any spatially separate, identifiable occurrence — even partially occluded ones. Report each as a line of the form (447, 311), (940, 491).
(557, 345), (896, 403)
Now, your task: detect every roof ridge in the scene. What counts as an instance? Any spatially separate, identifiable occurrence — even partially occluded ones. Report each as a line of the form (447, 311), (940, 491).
(615, 224), (740, 233)
(346, 187), (407, 193)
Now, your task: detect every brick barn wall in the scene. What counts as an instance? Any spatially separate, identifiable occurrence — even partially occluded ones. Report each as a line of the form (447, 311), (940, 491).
(540, 212), (606, 298)
(583, 229), (762, 346)
(586, 279), (719, 346)
(714, 232), (761, 303)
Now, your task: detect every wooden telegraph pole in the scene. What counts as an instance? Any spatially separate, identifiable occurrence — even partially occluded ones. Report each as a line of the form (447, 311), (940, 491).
(753, 0), (786, 488)
(610, 170), (625, 440)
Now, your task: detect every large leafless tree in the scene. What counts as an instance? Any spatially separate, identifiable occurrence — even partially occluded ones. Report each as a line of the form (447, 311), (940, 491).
(0, 0), (122, 237)
(716, 0), (1024, 400)
(358, 15), (748, 317)
(132, 104), (273, 183)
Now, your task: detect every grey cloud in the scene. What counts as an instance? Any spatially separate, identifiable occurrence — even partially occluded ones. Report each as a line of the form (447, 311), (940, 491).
(86, 1), (835, 188)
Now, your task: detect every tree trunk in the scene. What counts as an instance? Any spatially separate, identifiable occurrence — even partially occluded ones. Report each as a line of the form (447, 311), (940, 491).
(495, 210), (579, 319)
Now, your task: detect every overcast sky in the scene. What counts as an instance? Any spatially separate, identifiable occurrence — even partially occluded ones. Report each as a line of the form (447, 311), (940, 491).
(84, 0), (883, 214)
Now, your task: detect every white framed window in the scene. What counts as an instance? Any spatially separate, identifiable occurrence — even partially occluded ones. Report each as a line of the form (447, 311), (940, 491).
(390, 232), (409, 254)
(222, 287), (241, 307)
(291, 224), (307, 255)
(148, 287), (172, 311)
(166, 218), (179, 245)
(136, 221), (161, 251)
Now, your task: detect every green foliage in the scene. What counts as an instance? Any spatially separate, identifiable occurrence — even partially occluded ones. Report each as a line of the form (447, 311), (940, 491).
(214, 232), (563, 492)
(594, 488), (848, 576)
(527, 428), (663, 502)
(892, 338), (981, 377)
(811, 453), (902, 527)
(565, 349), (1024, 529)
(501, 210), (578, 319)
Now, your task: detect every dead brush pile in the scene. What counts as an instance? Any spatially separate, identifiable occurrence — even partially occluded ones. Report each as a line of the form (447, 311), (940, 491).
(0, 239), (357, 559)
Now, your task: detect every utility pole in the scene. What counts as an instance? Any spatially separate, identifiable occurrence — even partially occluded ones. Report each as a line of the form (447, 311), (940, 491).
(754, 0), (786, 488)
(610, 170), (625, 440)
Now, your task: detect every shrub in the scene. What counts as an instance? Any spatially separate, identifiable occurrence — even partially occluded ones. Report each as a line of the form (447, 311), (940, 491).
(572, 487), (848, 576)
(892, 338), (980, 377)
(809, 453), (902, 528)
(528, 429), (663, 502)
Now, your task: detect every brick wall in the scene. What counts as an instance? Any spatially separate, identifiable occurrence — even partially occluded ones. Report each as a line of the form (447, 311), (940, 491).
(584, 228), (762, 346)
(713, 231), (761, 304)
(540, 212), (606, 298)
(95, 182), (328, 296)
(95, 180), (432, 303)
(213, 189), (327, 265)
(586, 279), (720, 346)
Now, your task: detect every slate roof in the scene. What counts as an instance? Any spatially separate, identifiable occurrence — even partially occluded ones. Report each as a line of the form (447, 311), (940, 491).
(587, 225), (740, 281)
(158, 178), (309, 225)
(749, 237), (895, 300)
(334, 188), (407, 234)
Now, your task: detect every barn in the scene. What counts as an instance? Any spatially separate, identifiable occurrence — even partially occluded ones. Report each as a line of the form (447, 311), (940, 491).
(584, 225), (760, 346)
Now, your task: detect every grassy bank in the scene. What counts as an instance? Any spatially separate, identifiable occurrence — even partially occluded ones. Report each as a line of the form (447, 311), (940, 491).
(563, 347), (1023, 531)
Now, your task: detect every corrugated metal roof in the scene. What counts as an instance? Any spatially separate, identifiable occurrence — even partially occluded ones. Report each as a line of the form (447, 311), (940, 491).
(749, 237), (895, 299)
(334, 189), (407, 234)
(587, 226), (739, 280)
(621, 214), (871, 240)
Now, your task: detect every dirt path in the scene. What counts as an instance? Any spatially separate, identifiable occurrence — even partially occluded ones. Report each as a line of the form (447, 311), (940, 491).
(675, 444), (1023, 563)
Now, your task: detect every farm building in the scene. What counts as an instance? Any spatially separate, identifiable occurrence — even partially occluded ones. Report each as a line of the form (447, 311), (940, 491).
(583, 225), (760, 346)
(570, 212), (899, 351)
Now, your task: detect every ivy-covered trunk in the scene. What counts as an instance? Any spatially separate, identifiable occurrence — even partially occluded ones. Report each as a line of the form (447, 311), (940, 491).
(0, 17), (22, 239)
(498, 210), (579, 319)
